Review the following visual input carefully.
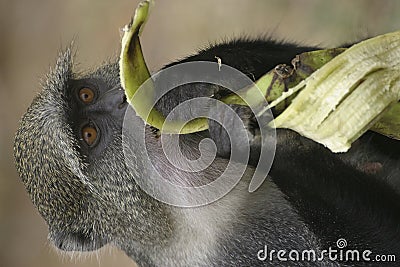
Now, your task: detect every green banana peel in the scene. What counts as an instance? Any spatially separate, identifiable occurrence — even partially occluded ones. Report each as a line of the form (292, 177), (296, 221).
(120, 0), (151, 103)
(371, 103), (400, 140)
(119, 0), (208, 134)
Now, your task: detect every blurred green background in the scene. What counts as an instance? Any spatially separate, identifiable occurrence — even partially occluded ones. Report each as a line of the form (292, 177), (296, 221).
(1, 0), (400, 266)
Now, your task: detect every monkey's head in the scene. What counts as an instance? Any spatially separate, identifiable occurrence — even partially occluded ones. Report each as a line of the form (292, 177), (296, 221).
(14, 49), (173, 253)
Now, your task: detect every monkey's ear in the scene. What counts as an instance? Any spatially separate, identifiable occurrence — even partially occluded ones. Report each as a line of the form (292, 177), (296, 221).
(43, 47), (74, 97)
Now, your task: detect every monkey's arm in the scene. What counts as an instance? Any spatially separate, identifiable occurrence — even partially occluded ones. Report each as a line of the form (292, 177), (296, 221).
(271, 129), (400, 255)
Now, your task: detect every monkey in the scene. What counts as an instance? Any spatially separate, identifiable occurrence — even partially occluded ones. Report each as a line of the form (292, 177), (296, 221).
(14, 38), (400, 266)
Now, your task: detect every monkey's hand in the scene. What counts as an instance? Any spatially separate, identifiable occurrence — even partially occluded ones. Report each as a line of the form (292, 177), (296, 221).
(208, 104), (261, 166)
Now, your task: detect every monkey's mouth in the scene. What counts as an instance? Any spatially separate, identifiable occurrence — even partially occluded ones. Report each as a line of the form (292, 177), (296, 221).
(49, 229), (108, 251)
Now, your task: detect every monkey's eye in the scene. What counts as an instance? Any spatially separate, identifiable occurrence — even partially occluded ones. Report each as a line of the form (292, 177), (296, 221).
(79, 88), (95, 104)
(81, 125), (98, 146)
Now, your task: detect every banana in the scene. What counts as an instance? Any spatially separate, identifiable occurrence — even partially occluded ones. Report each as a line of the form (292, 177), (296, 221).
(272, 31), (400, 152)
(119, 0), (208, 134)
(120, 1), (400, 152)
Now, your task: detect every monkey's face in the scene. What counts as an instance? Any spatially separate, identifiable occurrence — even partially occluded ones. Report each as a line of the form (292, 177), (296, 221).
(14, 49), (172, 252)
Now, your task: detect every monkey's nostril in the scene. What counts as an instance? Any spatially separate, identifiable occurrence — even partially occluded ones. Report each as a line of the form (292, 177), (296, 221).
(118, 94), (128, 109)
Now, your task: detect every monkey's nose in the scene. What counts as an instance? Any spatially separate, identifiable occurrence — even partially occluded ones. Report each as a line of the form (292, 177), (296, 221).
(97, 87), (128, 112)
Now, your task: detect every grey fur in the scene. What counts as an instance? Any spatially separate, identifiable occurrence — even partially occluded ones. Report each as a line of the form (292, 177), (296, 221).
(14, 49), (326, 266)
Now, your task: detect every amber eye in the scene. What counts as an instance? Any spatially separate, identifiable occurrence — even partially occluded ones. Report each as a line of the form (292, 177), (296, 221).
(81, 125), (98, 146)
(79, 88), (95, 103)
